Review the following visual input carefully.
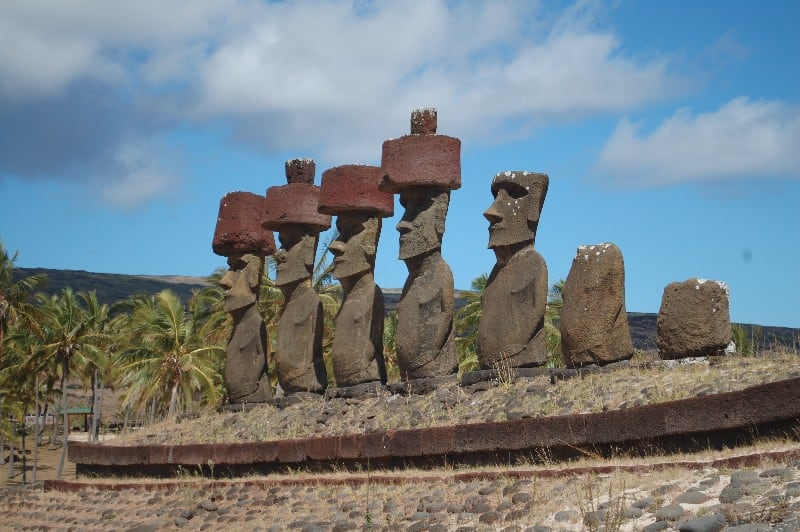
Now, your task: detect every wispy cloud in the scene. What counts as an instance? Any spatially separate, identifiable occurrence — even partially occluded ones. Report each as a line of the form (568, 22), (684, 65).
(595, 97), (800, 186)
(99, 139), (182, 209)
(0, 0), (683, 205)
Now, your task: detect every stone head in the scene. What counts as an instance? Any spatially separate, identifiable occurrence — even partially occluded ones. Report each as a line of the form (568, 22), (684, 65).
(396, 187), (450, 260)
(328, 213), (381, 280)
(274, 225), (319, 287)
(484, 171), (548, 249)
(219, 253), (264, 312)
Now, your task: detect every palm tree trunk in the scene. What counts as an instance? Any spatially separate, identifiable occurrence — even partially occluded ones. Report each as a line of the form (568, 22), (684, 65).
(150, 396), (157, 424)
(47, 402), (56, 451)
(6, 437), (14, 480)
(168, 381), (179, 420)
(0, 399), (4, 465)
(56, 371), (68, 479)
(122, 405), (130, 435)
(33, 376), (41, 483)
(33, 404), (40, 483)
(92, 376), (103, 441)
(89, 368), (100, 442)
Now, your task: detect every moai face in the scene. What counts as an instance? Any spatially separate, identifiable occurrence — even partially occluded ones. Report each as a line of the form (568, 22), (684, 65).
(328, 213), (380, 280)
(274, 225), (318, 287)
(219, 253), (263, 312)
(396, 187), (450, 261)
(484, 172), (548, 249)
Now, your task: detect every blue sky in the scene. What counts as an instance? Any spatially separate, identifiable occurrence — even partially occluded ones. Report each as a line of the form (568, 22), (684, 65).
(1, 0), (798, 328)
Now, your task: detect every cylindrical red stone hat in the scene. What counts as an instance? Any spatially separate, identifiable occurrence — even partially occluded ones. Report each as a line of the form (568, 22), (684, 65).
(212, 191), (276, 257)
(318, 165), (394, 217)
(261, 158), (332, 232)
(379, 108), (461, 193)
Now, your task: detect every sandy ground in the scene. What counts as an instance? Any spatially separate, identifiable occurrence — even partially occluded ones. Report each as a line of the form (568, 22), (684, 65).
(0, 432), (94, 486)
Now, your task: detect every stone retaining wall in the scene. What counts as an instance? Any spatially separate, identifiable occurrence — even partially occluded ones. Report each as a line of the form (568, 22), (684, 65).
(70, 377), (800, 478)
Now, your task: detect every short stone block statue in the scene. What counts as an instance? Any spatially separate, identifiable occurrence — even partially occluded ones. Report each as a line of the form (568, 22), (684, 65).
(380, 108), (460, 379)
(212, 191), (275, 404)
(561, 242), (634, 367)
(657, 278), (732, 359)
(262, 158), (331, 393)
(478, 171), (549, 368)
(318, 164), (393, 387)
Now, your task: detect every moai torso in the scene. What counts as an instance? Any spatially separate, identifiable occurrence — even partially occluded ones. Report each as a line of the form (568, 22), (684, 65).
(212, 192), (275, 405)
(262, 158), (332, 394)
(478, 246), (548, 368)
(396, 252), (457, 379)
(331, 277), (386, 386)
(379, 108), (461, 380)
(275, 282), (327, 393)
(477, 170), (550, 369)
(225, 304), (273, 403)
(317, 165), (394, 388)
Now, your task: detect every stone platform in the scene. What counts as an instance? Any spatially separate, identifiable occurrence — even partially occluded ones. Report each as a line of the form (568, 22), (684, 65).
(70, 377), (800, 478)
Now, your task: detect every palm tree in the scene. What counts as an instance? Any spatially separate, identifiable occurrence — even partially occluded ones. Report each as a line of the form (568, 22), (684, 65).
(78, 291), (116, 442)
(115, 290), (223, 421)
(27, 288), (109, 478)
(382, 312), (399, 381)
(545, 279), (565, 367)
(454, 273), (488, 373)
(0, 325), (54, 482)
(0, 242), (46, 362)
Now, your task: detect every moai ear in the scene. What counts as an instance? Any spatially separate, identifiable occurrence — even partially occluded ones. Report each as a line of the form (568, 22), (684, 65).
(245, 254), (263, 289)
(304, 233), (318, 269)
(433, 189), (450, 238)
(527, 180), (548, 225)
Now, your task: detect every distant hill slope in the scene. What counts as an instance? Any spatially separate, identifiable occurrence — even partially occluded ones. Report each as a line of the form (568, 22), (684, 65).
(14, 268), (797, 351)
(14, 267), (210, 307)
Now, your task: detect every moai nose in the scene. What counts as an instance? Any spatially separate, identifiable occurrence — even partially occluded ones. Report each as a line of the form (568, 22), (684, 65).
(328, 240), (345, 256)
(484, 202), (502, 224)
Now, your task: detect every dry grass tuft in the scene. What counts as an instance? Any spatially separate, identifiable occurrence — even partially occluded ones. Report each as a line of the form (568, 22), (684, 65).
(114, 350), (800, 446)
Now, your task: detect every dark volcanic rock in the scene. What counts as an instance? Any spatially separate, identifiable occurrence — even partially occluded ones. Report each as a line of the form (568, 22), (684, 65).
(657, 278), (732, 359)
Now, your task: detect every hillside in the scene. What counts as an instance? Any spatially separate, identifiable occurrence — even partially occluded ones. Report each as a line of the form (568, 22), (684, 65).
(14, 267), (210, 307)
(14, 268), (798, 351)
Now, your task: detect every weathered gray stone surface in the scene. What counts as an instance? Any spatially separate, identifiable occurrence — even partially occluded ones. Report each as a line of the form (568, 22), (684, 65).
(657, 278), (732, 359)
(213, 191), (276, 405)
(478, 171), (549, 368)
(263, 158), (331, 393)
(561, 242), (634, 367)
(219, 254), (273, 404)
(328, 216), (386, 386)
(319, 164), (392, 387)
(382, 109), (460, 379)
(274, 278), (328, 394)
(396, 247), (458, 379)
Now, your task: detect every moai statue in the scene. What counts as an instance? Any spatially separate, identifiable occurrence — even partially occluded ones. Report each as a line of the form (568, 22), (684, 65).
(212, 191), (275, 404)
(262, 158), (331, 394)
(318, 165), (393, 387)
(478, 171), (549, 368)
(379, 108), (461, 380)
(657, 278), (732, 359)
(561, 242), (635, 367)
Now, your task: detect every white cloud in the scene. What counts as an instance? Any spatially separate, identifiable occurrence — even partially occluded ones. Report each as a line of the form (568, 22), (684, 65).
(191, 0), (680, 160)
(595, 97), (800, 186)
(0, 19), (119, 100)
(0, 0), (685, 199)
(99, 140), (182, 209)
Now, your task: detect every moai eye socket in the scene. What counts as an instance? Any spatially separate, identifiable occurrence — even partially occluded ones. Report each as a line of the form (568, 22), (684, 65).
(505, 183), (528, 199)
